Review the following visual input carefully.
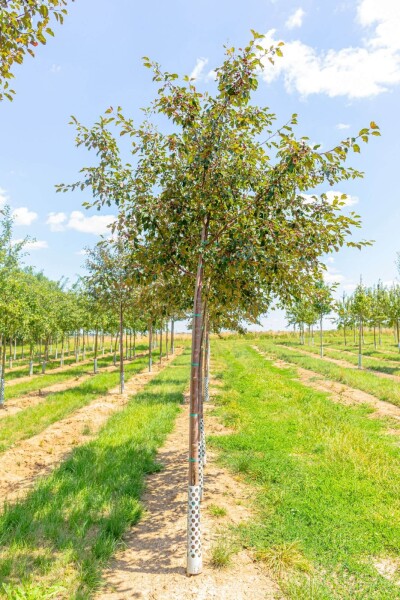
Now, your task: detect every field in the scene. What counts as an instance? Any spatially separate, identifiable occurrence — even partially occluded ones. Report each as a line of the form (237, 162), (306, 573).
(0, 330), (399, 598)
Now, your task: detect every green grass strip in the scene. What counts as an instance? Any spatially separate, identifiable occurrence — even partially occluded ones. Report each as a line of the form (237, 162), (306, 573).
(4, 344), (148, 382)
(282, 342), (400, 377)
(0, 348), (190, 599)
(209, 339), (400, 599)
(258, 339), (400, 409)
(0, 355), (151, 454)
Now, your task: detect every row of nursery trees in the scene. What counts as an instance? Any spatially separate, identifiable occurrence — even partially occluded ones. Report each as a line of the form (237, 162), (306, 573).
(0, 206), (177, 405)
(57, 32), (379, 574)
(286, 276), (400, 365)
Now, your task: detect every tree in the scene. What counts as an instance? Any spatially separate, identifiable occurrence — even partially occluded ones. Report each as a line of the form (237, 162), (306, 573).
(0, 0), (73, 101)
(313, 280), (335, 357)
(351, 281), (372, 368)
(59, 32), (378, 575)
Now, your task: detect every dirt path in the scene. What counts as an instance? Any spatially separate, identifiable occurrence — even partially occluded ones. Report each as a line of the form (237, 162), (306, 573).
(0, 354), (148, 420)
(255, 347), (400, 430)
(96, 396), (281, 599)
(0, 350), (182, 505)
(279, 344), (400, 382)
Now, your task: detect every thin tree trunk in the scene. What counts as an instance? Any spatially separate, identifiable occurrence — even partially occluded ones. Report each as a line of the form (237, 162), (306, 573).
(119, 302), (124, 393)
(397, 320), (400, 353)
(148, 323), (153, 372)
(187, 223), (206, 576)
(358, 318), (363, 368)
(171, 318), (175, 354)
(94, 329), (99, 374)
(165, 321), (169, 359)
(0, 337), (5, 407)
(159, 325), (163, 364)
(373, 325), (376, 349)
(61, 335), (65, 367)
(320, 315), (323, 358)
(29, 344), (34, 377)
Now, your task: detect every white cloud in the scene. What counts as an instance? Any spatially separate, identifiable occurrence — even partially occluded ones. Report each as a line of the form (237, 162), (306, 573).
(67, 211), (116, 235)
(46, 211), (67, 232)
(301, 190), (358, 207)
(75, 249), (89, 256)
(0, 187), (9, 208)
(50, 64), (61, 74)
(324, 265), (345, 284)
(325, 190), (359, 206)
(14, 239), (48, 250)
(336, 123), (350, 130)
(262, 0), (400, 98)
(12, 207), (38, 226)
(285, 8), (305, 29)
(190, 57), (209, 81)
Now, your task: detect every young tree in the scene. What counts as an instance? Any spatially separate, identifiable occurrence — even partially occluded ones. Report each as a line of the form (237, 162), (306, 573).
(59, 32), (378, 575)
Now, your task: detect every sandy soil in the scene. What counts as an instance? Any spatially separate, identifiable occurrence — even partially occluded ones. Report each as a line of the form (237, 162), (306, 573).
(0, 351), (181, 505)
(255, 347), (400, 429)
(96, 390), (281, 599)
(278, 344), (400, 382)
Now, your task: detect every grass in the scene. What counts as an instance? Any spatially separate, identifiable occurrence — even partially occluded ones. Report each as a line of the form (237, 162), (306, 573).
(3, 349), (149, 403)
(209, 338), (400, 599)
(3, 344), (148, 383)
(208, 504), (227, 518)
(0, 355), (150, 454)
(257, 340), (400, 409)
(209, 536), (237, 569)
(0, 348), (190, 599)
(281, 341), (400, 377)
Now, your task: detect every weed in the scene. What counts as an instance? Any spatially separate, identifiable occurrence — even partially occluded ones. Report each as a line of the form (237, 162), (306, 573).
(208, 504), (227, 518)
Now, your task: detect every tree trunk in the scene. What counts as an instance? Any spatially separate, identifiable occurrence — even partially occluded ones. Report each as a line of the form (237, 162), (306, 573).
(344, 325), (347, 347)
(320, 316), (323, 358)
(397, 320), (400, 353)
(148, 323), (153, 372)
(119, 302), (124, 393)
(187, 225), (206, 576)
(373, 325), (376, 349)
(0, 343), (5, 407)
(171, 318), (175, 354)
(29, 344), (34, 377)
(358, 318), (363, 368)
(0, 337), (5, 407)
(94, 329), (99, 374)
(165, 321), (169, 359)
(9, 337), (12, 369)
(159, 324), (163, 364)
(133, 329), (136, 359)
(61, 335), (65, 367)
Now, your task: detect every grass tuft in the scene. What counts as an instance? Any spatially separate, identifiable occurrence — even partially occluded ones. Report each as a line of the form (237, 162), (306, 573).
(209, 536), (237, 569)
(208, 504), (227, 518)
(255, 541), (313, 578)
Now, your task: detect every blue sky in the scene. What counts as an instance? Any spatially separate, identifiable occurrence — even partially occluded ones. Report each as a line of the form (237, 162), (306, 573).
(1, 0), (399, 330)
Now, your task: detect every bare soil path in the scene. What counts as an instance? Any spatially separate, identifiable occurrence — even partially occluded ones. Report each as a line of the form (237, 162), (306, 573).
(0, 351), (181, 505)
(255, 346), (400, 430)
(96, 394), (281, 599)
(279, 344), (400, 382)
